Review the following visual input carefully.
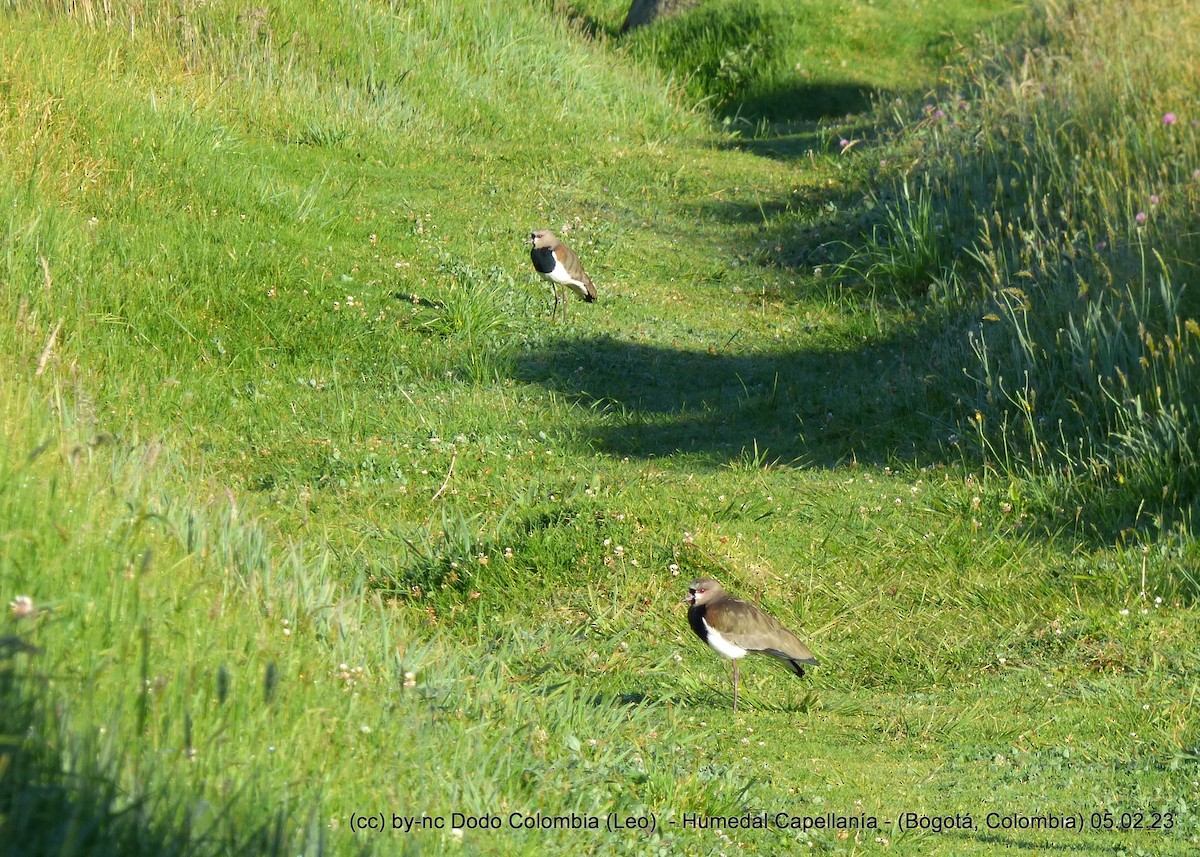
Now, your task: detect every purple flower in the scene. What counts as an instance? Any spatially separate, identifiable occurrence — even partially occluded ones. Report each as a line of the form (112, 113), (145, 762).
(1097, 241), (1107, 251)
(1135, 211), (1148, 225)
(1163, 112), (1177, 126)
(839, 138), (850, 149)
(1149, 194), (1160, 205)
(934, 109), (946, 119)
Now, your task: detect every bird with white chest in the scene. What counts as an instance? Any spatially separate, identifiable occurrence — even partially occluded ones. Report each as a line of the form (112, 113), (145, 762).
(684, 578), (820, 713)
(528, 229), (596, 322)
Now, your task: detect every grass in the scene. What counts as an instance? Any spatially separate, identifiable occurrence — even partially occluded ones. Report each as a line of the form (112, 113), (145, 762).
(612, 0), (1024, 120)
(851, 0), (1200, 543)
(2, 0), (1199, 855)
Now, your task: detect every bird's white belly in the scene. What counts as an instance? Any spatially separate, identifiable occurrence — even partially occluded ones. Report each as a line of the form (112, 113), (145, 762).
(703, 621), (747, 659)
(545, 260), (581, 287)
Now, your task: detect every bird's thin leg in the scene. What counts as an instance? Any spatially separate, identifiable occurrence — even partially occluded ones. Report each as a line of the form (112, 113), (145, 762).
(552, 287), (561, 323)
(732, 660), (739, 714)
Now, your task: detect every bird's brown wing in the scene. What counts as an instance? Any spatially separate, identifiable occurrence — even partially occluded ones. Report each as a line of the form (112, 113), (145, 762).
(553, 243), (597, 299)
(721, 598), (819, 665)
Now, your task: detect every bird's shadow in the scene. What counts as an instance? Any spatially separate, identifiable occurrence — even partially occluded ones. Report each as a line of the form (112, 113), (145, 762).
(939, 831), (1117, 855)
(589, 691), (652, 707)
(675, 669), (822, 714)
(585, 686), (818, 714)
(391, 291), (446, 309)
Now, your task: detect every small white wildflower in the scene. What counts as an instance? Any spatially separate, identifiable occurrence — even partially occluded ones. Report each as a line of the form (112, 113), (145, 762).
(9, 595), (35, 619)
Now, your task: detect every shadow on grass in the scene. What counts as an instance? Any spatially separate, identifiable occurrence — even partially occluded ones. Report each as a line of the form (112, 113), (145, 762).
(695, 179), (879, 274)
(515, 322), (963, 470)
(942, 831), (1125, 854)
(515, 319), (1198, 560)
(667, 676), (820, 715)
(591, 691), (651, 706)
(0, 641), (302, 857)
(725, 80), (882, 126)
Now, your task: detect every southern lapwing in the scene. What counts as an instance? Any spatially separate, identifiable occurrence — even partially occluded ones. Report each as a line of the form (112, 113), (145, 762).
(529, 229), (596, 322)
(684, 578), (819, 713)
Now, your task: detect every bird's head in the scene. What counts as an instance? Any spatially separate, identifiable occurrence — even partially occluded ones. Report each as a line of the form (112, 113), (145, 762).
(529, 229), (556, 249)
(684, 578), (723, 606)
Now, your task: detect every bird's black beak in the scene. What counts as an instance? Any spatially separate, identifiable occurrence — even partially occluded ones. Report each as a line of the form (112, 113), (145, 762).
(682, 591), (695, 605)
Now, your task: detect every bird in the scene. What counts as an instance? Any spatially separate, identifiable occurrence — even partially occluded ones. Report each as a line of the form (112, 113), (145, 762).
(684, 578), (819, 713)
(528, 229), (596, 322)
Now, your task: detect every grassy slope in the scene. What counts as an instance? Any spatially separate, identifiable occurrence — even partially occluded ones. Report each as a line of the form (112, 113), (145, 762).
(615, 0), (1023, 120)
(2, 1), (1198, 855)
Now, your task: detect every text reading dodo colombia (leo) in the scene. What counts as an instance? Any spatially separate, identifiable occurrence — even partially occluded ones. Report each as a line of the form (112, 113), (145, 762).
(349, 811), (656, 834)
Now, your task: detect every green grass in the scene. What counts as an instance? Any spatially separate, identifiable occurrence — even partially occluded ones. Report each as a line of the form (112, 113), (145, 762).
(610, 0), (1024, 120)
(2, 0), (1199, 855)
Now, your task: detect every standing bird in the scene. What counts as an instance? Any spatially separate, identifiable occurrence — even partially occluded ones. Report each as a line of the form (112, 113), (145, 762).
(684, 578), (819, 713)
(529, 229), (596, 322)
